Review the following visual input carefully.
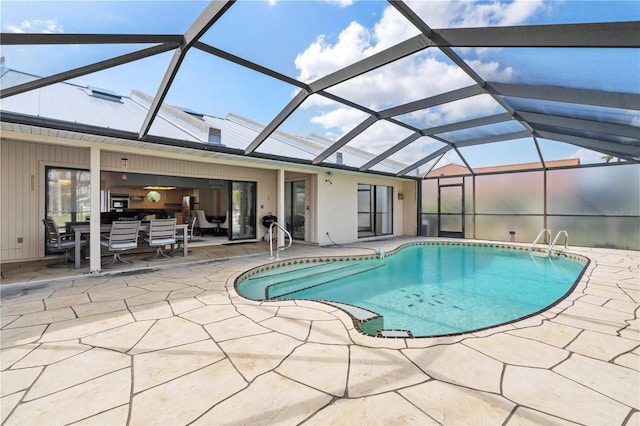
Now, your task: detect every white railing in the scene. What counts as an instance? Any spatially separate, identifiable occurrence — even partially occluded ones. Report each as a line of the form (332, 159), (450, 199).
(530, 228), (551, 253)
(268, 221), (292, 260)
(549, 230), (569, 253)
(530, 228), (569, 258)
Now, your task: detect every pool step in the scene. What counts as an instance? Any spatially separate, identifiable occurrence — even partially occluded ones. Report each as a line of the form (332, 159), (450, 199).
(239, 261), (365, 300)
(249, 261), (333, 281)
(267, 262), (383, 299)
(250, 262), (358, 289)
(324, 301), (414, 338)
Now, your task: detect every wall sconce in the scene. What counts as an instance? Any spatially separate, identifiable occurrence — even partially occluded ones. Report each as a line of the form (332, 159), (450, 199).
(121, 156), (128, 180)
(397, 191), (404, 200)
(325, 171), (333, 185)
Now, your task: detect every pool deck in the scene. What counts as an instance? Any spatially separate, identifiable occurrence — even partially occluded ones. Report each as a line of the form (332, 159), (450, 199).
(1, 237), (638, 425)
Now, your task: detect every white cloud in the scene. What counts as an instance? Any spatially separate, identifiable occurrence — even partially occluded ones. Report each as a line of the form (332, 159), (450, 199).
(310, 106), (368, 134)
(348, 120), (414, 153)
(294, 1), (546, 168)
(370, 5), (421, 51)
(324, 0), (354, 7)
(407, 0), (546, 28)
(570, 148), (610, 164)
(4, 19), (63, 34)
(295, 21), (371, 83)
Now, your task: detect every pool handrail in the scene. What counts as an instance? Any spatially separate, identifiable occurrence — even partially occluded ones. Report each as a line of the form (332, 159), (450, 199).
(530, 228), (552, 253)
(530, 228), (569, 258)
(549, 230), (569, 254)
(268, 221), (292, 260)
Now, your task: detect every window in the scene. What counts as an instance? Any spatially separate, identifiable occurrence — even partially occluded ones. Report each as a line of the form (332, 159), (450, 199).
(358, 184), (393, 238)
(45, 166), (91, 226)
(45, 167), (90, 254)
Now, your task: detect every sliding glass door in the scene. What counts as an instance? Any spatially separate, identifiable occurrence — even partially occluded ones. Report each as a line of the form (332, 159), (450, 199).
(358, 184), (393, 238)
(229, 181), (256, 240)
(45, 167), (91, 254)
(285, 180), (305, 240)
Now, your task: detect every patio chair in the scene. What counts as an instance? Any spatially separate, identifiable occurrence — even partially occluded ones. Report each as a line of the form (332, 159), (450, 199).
(42, 218), (87, 268)
(194, 210), (218, 236)
(216, 215), (228, 236)
(144, 218), (176, 261)
(101, 220), (141, 267)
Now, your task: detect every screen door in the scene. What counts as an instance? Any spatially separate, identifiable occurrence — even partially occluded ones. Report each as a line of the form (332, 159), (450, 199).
(438, 183), (464, 238)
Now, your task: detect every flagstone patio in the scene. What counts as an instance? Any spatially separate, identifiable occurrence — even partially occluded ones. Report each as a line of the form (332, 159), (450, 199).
(1, 239), (638, 425)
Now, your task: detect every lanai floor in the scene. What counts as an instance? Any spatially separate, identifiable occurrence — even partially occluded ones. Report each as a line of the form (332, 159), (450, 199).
(1, 238), (638, 425)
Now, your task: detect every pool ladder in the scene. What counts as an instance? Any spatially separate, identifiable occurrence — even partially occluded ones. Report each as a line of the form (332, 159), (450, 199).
(530, 229), (569, 258)
(268, 221), (293, 260)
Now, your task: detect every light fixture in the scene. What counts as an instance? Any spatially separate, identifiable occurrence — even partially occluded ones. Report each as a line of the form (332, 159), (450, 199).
(325, 171), (333, 185)
(121, 156), (128, 180)
(143, 186), (176, 190)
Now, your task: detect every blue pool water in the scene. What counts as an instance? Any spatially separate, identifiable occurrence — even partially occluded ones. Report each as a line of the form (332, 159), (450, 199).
(237, 244), (587, 337)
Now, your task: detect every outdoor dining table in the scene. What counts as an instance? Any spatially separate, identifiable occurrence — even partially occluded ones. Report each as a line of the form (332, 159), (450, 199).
(70, 222), (189, 269)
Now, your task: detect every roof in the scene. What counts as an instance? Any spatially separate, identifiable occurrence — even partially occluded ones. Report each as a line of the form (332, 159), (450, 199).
(427, 158), (581, 177)
(0, 67), (405, 175)
(0, 2), (638, 178)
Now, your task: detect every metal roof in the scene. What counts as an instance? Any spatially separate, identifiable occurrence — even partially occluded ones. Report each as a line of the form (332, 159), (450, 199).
(1, 1), (638, 177)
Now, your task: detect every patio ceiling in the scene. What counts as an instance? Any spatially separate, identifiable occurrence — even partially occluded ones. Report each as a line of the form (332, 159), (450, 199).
(1, 0), (638, 178)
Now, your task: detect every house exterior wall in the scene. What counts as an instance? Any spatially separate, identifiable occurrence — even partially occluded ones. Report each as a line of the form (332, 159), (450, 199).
(1, 136), (417, 263)
(2, 139), (88, 261)
(315, 171), (414, 245)
(0, 138), (280, 262)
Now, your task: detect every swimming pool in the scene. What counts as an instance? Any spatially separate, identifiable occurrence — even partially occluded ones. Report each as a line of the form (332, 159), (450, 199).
(237, 243), (588, 337)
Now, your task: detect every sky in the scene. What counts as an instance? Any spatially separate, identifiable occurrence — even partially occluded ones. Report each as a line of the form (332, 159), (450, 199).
(1, 0), (639, 171)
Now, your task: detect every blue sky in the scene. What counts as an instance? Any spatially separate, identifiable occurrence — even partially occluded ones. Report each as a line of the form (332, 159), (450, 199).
(1, 0), (639, 170)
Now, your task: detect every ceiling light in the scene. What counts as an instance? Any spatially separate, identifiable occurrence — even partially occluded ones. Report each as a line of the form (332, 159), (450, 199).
(143, 186), (176, 190)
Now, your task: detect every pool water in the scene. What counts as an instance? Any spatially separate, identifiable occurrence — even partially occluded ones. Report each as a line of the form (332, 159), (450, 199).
(238, 244), (587, 337)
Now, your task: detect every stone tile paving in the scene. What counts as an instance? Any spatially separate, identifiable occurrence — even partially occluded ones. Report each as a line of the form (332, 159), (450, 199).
(1, 239), (638, 425)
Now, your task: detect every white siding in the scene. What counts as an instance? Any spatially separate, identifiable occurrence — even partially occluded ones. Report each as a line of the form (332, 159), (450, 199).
(1, 139), (90, 261)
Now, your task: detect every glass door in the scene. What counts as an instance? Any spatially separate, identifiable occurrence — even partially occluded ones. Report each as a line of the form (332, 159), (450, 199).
(45, 166), (91, 253)
(45, 166), (91, 225)
(438, 183), (464, 238)
(229, 181), (256, 240)
(358, 184), (393, 238)
(285, 180), (306, 240)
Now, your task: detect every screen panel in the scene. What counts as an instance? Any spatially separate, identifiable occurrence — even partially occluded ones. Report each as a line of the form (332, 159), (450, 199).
(548, 216), (639, 250)
(475, 215), (545, 243)
(548, 165), (640, 215)
(476, 171), (543, 214)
